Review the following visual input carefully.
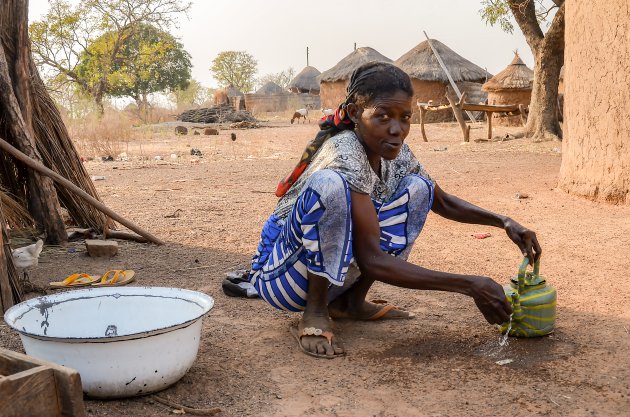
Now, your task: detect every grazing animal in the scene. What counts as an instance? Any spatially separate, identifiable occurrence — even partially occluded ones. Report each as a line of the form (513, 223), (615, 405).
(321, 108), (334, 117)
(290, 108), (309, 124)
(175, 125), (188, 135)
(12, 239), (44, 282)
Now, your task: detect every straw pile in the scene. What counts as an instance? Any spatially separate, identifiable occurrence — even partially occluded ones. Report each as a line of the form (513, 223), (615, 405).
(0, 72), (108, 233)
(0, 203), (23, 310)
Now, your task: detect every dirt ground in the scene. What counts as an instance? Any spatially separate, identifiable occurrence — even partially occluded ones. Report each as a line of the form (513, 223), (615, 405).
(1, 120), (629, 416)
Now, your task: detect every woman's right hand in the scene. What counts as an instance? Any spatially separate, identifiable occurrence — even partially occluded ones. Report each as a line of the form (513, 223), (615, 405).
(469, 277), (512, 325)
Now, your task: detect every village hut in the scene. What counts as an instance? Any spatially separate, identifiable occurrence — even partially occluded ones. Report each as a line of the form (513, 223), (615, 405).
(245, 81), (289, 112)
(256, 81), (285, 95)
(395, 39), (489, 122)
(319, 47), (393, 109)
(288, 66), (321, 94)
(482, 52), (534, 125)
(214, 85), (246, 110)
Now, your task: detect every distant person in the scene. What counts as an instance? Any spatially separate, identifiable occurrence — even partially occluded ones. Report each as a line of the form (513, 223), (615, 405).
(248, 62), (541, 358)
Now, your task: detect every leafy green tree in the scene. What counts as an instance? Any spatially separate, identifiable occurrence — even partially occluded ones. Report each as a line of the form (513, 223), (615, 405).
(258, 67), (295, 90)
(77, 24), (192, 121)
(169, 79), (213, 110)
(210, 51), (258, 93)
(480, 0), (564, 141)
(30, 0), (191, 114)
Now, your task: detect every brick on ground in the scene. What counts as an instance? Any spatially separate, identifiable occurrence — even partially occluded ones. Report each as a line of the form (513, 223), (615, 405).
(85, 240), (118, 257)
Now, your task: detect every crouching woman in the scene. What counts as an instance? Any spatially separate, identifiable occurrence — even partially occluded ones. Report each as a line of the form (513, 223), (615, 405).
(248, 62), (541, 358)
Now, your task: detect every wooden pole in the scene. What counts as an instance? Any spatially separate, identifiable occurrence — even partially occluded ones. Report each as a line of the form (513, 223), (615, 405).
(446, 88), (469, 142)
(0, 137), (165, 245)
(487, 111), (493, 139)
(419, 107), (428, 142)
(423, 31), (477, 122)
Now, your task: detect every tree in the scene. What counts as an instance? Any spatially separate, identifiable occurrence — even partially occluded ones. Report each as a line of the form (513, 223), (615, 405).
(77, 23), (192, 121)
(210, 51), (257, 93)
(170, 79), (212, 110)
(258, 67), (295, 90)
(480, 0), (565, 141)
(30, 0), (191, 114)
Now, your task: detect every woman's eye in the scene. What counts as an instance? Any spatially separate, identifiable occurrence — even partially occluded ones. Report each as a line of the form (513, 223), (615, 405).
(402, 115), (411, 122)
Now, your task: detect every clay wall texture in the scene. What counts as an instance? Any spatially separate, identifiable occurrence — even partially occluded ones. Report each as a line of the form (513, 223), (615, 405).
(320, 81), (348, 110)
(559, 0), (629, 204)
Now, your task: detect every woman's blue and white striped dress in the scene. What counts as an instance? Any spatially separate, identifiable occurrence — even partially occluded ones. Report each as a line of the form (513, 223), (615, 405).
(249, 167), (434, 312)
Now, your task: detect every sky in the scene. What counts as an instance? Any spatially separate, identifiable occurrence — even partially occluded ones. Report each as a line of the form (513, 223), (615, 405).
(28, 0), (536, 90)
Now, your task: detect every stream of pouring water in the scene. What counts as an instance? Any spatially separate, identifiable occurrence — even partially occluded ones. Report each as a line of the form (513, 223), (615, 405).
(499, 313), (513, 347)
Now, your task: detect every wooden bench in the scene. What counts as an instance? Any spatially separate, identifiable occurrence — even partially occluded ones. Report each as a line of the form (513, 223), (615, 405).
(0, 348), (85, 417)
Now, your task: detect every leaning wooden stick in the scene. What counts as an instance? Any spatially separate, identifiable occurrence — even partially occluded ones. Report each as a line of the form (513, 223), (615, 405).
(0, 137), (164, 245)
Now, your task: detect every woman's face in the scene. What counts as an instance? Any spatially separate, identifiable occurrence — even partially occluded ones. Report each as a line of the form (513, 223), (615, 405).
(350, 90), (413, 162)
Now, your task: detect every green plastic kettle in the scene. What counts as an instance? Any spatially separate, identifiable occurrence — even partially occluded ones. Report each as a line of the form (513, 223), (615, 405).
(501, 257), (556, 337)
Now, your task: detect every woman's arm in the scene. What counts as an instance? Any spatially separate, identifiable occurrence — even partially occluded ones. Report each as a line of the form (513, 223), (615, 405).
(351, 191), (512, 325)
(431, 183), (542, 263)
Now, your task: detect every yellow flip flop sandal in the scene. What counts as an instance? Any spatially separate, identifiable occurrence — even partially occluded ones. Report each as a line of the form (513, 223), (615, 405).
(49, 273), (99, 289)
(91, 270), (135, 287)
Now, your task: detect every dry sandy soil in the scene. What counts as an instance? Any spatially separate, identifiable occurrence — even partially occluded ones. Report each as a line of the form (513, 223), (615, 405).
(1, 120), (628, 416)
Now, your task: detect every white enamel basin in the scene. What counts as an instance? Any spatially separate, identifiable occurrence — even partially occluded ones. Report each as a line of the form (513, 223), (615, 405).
(3, 287), (214, 398)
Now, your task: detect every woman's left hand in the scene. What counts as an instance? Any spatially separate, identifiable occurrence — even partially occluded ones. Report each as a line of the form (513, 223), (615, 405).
(503, 218), (542, 264)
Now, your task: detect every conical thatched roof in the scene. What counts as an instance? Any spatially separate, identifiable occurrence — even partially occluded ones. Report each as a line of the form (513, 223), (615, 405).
(256, 81), (284, 95)
(319, 47), (393, 82)
(226, 85), (244, 97)
(482, 53), (534, 92)
(288, 66), (321, 93)
(395, 39), (488, 83)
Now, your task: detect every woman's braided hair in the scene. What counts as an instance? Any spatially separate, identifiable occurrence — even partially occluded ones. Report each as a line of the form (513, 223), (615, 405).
(275, 62), (413, 197)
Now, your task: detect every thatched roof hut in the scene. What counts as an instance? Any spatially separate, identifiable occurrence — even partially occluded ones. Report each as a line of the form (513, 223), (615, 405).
(288, 66), (321, 94)
(319, 47), (393, 108)
(395, 39), (489, 122)
(214, 85), (246, 109)
(256, 81), (284, 95)
(482, 53), (534, 125)
(244, 81), (289, 112)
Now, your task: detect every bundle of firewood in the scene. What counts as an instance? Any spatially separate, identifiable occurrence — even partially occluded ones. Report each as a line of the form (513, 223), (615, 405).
(177, 105), (257, 124)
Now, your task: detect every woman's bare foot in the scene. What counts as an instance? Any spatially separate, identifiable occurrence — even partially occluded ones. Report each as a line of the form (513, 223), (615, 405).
(295, 310), (344, 357)
(328, 295), (414, 320)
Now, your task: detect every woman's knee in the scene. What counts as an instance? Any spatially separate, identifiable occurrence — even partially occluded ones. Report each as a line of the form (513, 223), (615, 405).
(305, 169), (349, 202)
(400, 174), (434, 212)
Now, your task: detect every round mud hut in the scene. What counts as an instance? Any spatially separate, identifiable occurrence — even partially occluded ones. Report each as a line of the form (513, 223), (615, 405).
(245, 82), (289, 113)
(256, 81), (285, 95)
(395, 39), (489, 123)
(214, 85), (245, 110)
(319, 47), (392, 109)
(287, 66), (321, 94)
(482, 52), (534, 126)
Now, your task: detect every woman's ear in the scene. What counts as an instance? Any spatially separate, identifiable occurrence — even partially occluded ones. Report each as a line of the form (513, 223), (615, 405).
(346, 103), (361, 123)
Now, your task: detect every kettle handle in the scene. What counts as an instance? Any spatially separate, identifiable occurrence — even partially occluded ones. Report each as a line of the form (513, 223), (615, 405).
(533, 258), (541, 276)
(517, 257), (529, 289)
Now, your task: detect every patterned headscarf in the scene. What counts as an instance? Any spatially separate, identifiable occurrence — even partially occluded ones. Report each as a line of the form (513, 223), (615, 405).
(275, 65), (390, 197)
